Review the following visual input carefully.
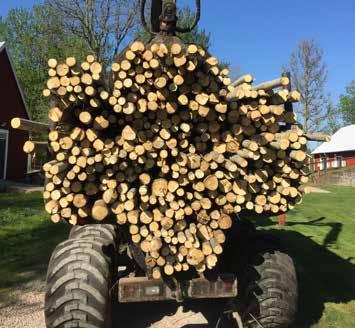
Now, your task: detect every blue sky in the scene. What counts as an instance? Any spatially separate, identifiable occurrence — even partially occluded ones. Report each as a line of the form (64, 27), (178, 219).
(1, 0), (354, 103)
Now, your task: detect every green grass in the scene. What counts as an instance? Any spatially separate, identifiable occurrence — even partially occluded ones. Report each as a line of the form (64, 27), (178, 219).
(0, 187), (355, 327)
(0, 192), (68, 302)
(252, 185), (355, 328)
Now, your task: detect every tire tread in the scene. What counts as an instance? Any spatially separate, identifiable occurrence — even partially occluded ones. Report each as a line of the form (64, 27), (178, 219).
(237, 249), (298, 328)
(45, 224), (116, 328)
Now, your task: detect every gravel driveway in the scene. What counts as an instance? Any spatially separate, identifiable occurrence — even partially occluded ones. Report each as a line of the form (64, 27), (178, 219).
(0, 281), (234, 328)
(0, 279), (46, 328)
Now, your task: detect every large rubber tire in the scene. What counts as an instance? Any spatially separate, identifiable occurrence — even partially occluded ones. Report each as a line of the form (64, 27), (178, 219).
(45, 225), (116, 328)
(236, 240), (298, 328)
(69, 224), (116, 241)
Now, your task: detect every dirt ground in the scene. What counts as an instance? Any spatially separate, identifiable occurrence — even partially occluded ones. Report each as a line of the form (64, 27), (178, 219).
(306, 186), (331, 193)
(0, 281), (234, 328)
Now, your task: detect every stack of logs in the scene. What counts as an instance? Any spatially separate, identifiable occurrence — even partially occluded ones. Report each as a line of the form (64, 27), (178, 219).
(12, 37), (329, 279)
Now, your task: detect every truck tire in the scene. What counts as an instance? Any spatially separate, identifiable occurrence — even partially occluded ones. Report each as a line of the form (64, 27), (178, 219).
(69, 224), (116, 242)
(45, 227), (116, 328)
(236, 240), (298, 328)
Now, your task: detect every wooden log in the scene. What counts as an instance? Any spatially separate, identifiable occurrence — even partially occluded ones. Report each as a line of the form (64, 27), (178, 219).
(50, 162), (69, 175)
(218, 214), (232, 230)
(23, 140), (48, 154)
(229, 154), (248, 168)
(164, 264), (174, 276)
(304, 133), (331, 142)
(203, 175), (219, 191)
(152, 179), (168, 197)
(187, 248), (205, 266)
(253, 77), (290, 91)
(48, 58), (57, 68)
(290, 150), (307, 162)
(231, 74), (254, 87)
(92, 200), (109, 221)
(121, 125), (136, 141)
(73, 194), (88, 208)
(48, 107), (63, 123)
(210, 238), (223, 255)
(270, 139), (290, 150)
(11, 118), (49, 133)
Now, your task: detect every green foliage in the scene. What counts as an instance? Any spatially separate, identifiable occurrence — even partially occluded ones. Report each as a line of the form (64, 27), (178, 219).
(218, 60), (230, 70)
(135, 6), (211, 50)
(325, 97), (342, 134)
(0, 192), (68, 303)
(339, 80), (355, 125)
(0, 2), (89, 121)
(175, 6), (211, 50)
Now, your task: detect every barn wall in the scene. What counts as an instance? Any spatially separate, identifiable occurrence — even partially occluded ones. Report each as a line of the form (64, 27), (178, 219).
(313, 155), (320, 171)
(0, 49), (29, 180)
(312, 151), (355, 172)
(344, 151), (355, 166)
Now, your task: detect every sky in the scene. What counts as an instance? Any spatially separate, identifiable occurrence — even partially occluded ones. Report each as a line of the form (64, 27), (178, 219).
(1, 0), (355, 103)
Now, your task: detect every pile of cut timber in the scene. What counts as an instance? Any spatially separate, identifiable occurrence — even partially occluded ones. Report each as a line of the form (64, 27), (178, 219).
(12, 36), (321, 278)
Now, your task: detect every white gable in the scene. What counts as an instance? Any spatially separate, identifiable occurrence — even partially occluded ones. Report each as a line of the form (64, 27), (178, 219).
(312, 125), (355, 154)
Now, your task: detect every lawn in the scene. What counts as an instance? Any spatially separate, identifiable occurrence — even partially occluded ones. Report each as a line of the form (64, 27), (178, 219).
(252, 185), (355, 328)
(0, 186), (355, 327)
(0, 192), (69, 303)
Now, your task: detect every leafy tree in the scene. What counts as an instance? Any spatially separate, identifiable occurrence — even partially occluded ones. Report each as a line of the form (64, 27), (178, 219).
(339, 81), (355, 125)
(285, 39), (337, 133)
(48, 0), (139, 65)
(325, 97), (342, 134)
(0, 3), (89, 121)
(175, 6), (211, 50)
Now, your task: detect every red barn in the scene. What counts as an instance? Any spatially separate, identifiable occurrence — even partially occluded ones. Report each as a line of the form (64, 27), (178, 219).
(0, 41), (30, 181)
(312, 125), (355, 171)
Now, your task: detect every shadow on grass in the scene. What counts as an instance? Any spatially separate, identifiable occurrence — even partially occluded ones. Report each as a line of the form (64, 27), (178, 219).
(256, 217), (355, 327)
(257, 216), (343, 248)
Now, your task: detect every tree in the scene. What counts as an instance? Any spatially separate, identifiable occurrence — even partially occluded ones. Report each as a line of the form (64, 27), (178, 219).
(339, 81), (355, 125)
(325, 97), (342, 134)
(174, 6), (211, 50)
(0, 3), (89, 121)
(285, 39), (334, 133)
(135, 6), (211, 50)
(48, 0), (139, 65)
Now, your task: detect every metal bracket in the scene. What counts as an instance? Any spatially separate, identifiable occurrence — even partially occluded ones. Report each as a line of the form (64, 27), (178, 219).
(140, 0), (201, 35)
(159, 0), (178, 35)
(118, 275), (237, 303)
